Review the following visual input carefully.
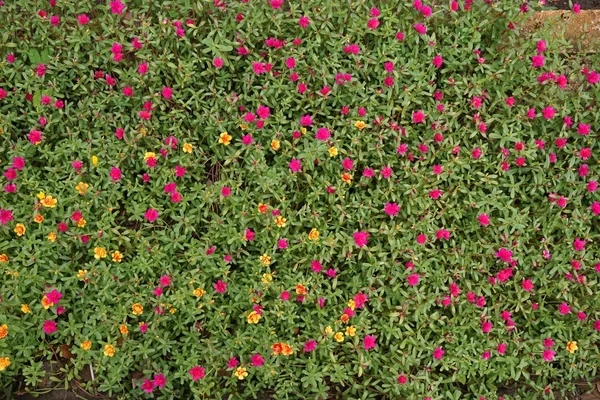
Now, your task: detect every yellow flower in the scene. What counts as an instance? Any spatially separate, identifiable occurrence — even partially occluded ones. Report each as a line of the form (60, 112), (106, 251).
(281, 343), (293, 356)
(37, 191), (46, 200)
(295, 283), (307, 295)
(334, 332), (344, 342)
(247, 311), (261, 324)
(119, 324), (128, 335)
(94, 247), (107, 259)
(144, 152), (156, 161)
(261, 273), (273, 284)
(0, 254), (7, 263)
(132, 303), (144, 315)
(308, 228), (320, 241)
(325, 326), (333, 335)
(41, 295), (53, 310)
(34, 214), (44, 224)
(348, 299), (356, 310)
(80, 340), (92, 350)
(218, 132), (232, 145)
(21, 304), (31, 314)
(354, 120), (366, 130)
(566, 341), (578, 354)
(183, 143), (193, 153)
(0, 357), (10, 371)
(193, 288), (205, 298)
(77, 270), (88, 281)
(77, 218), (86, 228)
(234, 367), (248, 380)
(169, 307), (176, 314)
(328, 147), (338, 157)
(140, 127), (147, 137)
(239, 123), (248, 131)
(300, 127), (307, 135)
(91, 155), (98, 166)
(14, 223), (25, 237)
(0, 324), (7, 339)
(341, 172), (353, 184)
(103, 344), (115, 357)
(274, 216), (287, 228)
(76, 182), (89, 195)
(345, 326), (356, 337)
(271, 139), (281, 151)
(260, 254), (271, 265)
(48, 232), (57, 242)
(40, 195), (57, 208)
(111, 251), (123, 263)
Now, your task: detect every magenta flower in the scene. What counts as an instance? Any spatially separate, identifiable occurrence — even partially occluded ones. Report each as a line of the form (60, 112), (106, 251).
(140, 379), (155, 393)
(1, 209), (15, 225)
(110, 167), (122, 182)
(289, 158), (302, 173)
(543, 349), (555, 362)
(384, 203), (400, 216)
(433, 346), (445, 360)
(153, 374), (166, 389)
(304, 340), (317, 352)
(43, 320), (57, 334)
(407, 274), (420, 286)
(189, 366), (205, 381)
(144, 208), (159, 222)
(363, 335), (376, 350)
(214, 280), (227, 293)
(250, 353), (264, 367)
(478, 213), (490, 226)
(299, 16), (310, 28)
(315, 127), (330, 141)
(353, 231), (369, 248)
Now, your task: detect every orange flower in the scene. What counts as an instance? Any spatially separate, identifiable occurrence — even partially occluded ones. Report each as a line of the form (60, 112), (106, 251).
(340, 313), (350, 323)
(119, 324), (128, 335)
(281, 343), (293, 356)
(308, 228), (319, 241)
(41, 295), (53, 309)
(104, 344), (115, 357)
(80, 340), (92, 350)
(247, 311), (261, 324)
(111, 251), (123, 263)
(14, 223), (25, 237)
(132, 303), (143, 315)
(94, 247), (107, 259)
(75, 182), (89, 195)
(0, 324), (8, 339)
(271, 342), (283, 355)
(295, 283), (307, 296)
(0, 254), (8, 263)
(48, 232), (57, 242)
(40, 195), (57, 208)
(341, 173), (353, 184)
(258, 203), (268, 214)
(0, 357), (10, 371)
(77, 218), (86, 228)
(34, 214), (44, 223)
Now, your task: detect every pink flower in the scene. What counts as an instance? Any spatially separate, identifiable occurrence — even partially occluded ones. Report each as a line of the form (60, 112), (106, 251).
(28, 130), (43, 145)
(277, 239), (288, 249)
(435, 229), (450, 240)
(481, 321), (493, 333)
(363, 335), (376, 350)
(432, 55), (444, 68)
(367, 18), (379, 30)
(214, 280), (227, 293)
(412, 110), (426, 124)
(407, 274), (420, 286)
(159, 275), (171, 287)
(304, 340), (317, 352)
(414, 23), (427, 35)
(542, 106), (556, 120)
(43, 320), (57, 334)
(433, 347), (444, 360)
(353, 231), (369, 248)
(227, 357), (239, 369)
(300, 114), (313, 126)
(384, 203), (400, 216)
(162, 87), (173, 99)
(573, 238), (585, 251)
(289, 158), (302, 173)
(353, 292), (368, 309)
(110, 0), (126, 14)
(144, 208), (159, 222)
(531, 54), (545, 68)
(495, 248), (513, 263)
(250, 353), (264, 367)
(573, 3), (581, 13)
(138, 62), (148, 75)
(270, 0), (283, 8)
(139, 323), (148, 333)
(397, 374), (408, 384)
(590, 201), (600, 216)
(315, 127), (331, 141)
(497, 343), (507, 355)
(46, 289), (62, 304)
(299, 16), (310, 28)
(221, 186), (231, 197)
(110, 167), (122, 182)
(77, 14), (90, 25)
(478, 213), (490, 226)
(543, 349), (555, 362)
(140, 380), (155, 394)
(558, 302), (571, 315)
(189, 366), (206, 381)
(153, 374), (166, 389)
(380, 166), (393, 178)
(522, 279), (534, 292)
(213, 57), (224, 68)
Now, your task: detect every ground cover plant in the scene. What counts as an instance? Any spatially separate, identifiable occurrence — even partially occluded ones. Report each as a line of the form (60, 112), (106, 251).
(0, 0), (599, 399)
